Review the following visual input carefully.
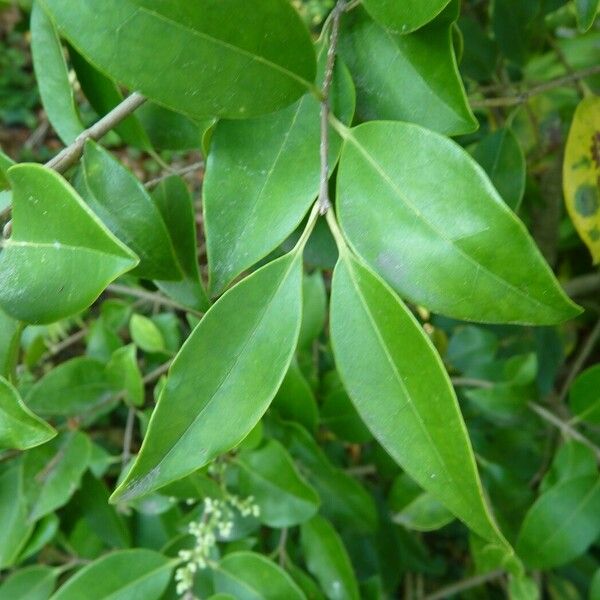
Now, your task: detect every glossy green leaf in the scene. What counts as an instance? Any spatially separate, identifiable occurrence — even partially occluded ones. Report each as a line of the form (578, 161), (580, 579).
(204, 46), (354, 295)
(300, 515), (360, 600)
(40, 0), (317, 120)
(272, 361), (318, 433)
(18, 514), (60, 562)
(299, 272), (327, 349)
(106, 344), (143, 407)
(516, 476), (600, 569)
(214, 552), (305, 600)
(329, 252), (510, 550)
(569, 364), (600, 424)
(0, 164), (138, 324)
(472, 128), (526, 211)
(540, 441), (597, 493)
(392, 492), (455, 532)
(237, 439), (319, 527)
(77, 141), (181, 281)
(361, 0), (451, 34)
(26, 357), (116, 417)
(575, 0), (599, 31)
(111, 250), (304, 502)
(23, 431), (91, 521)
(339, 4), (476, 136)
(129, 314), (165, 354)
(151, 176), (209, 311)
(0, 308), (22, 378)
(30, 1), (83, 144)
(336, 122), (580, 325)
(0, 375), (55, 451)
(49, 549), (173, 600)
(0, 565), (57, 600)
(0, 463), (33, 568)
(0, 148), (13, 190)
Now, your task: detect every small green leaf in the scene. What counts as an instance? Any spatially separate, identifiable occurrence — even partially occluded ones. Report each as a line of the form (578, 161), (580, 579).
(472, 128), (526, 211)
(204, 45), (354, 295)
(214, 552), (305, 600)
(106, 344), (143, 407)
(30, 1), (84, 144)
(0, 565), (57, 600)
(300, 515), (360, 600)
(320, 387), (372, 444)
(516, 476), (600, 569)
(0, 165), (138, 324)
(339, 4), (476, 136)
(540, 441), (597, 493)
(237, 439), (320, 528)
(0, 148), (14, 190)
(299, 272), (327, 349)
(77, 141), (181, 281)
(330, 252), (510, 551)
(0, 376), (56, 451)
(569, 364), (600, 424)
(23, 431), (91, 521)
(151, 175), (209, 311)
(575, 0), (599, 31)
(392, 492), (455, 532)
(111, 251), (304, 503)
(49, 549), (173, 600)
(336, 121), (580, 324)
(361, 0), (452, 34)
(0, 308), (22, 378)
(40, 0), (317, 120)
(129, 314), (166, 355)
(272, 362), (318, 433)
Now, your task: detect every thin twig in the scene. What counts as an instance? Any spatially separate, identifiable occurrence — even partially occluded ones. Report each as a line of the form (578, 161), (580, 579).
(424, 570), (504, 600)
(106, 283), (203, 317)
(450, 377), (494, 389)
(45, 92), (147, 174)
(42, 328), (88, 361)
(122, 406), (136, 467)
(144, 161), (204, 189)
(142, 360), (172, 385)
(558, 319), (600, 404)
(317, 0), (345, 214)
(470, 65), (600, 108)
(564, 272), (600, 298)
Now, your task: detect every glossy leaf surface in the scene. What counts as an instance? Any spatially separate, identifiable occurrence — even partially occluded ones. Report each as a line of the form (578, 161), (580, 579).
(563, 95), (600, 263)
(339, 5), (476, 136)
(336, 122), (579, 324)
(30, 1), (83, 144)
(569, 364), (600, 424)
(575, 0), (598, 31)
(0, 376), (55, 451)
(361, 0), (452, 34)
(0, 164), (138, 324)
(330, 252), (508, 548)
(111, 252), (303, 502)
(0, 565), (57, 600)
(40, 0), (317, 119)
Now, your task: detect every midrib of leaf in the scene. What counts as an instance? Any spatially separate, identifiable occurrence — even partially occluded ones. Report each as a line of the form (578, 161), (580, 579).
(532, 478), (600, 556)
(125, 254), (300, 493)
(138, 6), (314, 91)
(344, 130), (558, 314)
(342, 256), (500, 541)
(3, 240), (131, 264)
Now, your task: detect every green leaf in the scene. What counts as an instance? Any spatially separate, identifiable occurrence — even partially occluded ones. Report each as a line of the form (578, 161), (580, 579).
(0, 463), (34, 569)
(0, 309), (22, 378)
(151, 175), (209, 311)
(111, 250), (304, 503)
(214, 552), (305, 600)
(563, 95), (600, 264)
(49, 549), (173, 600)
(204, 45), (354, 295)
(0, 375), (56, 451)
(569, 364), (600, 424)
(23, 431), (91, 521)
(300, 515), (360, 600)
(299, 272), (327, 349)
(0, 148), (14, 190)
(26, 357), (116, 417)
(76, 141), (181, 280)
(472, 128), (526, 211)
(540, 441), (597, 493)
(237, 439), (319, 528)
(361, 0), (452, 34)
(129, 314), (166, 355)
(40, 0), (317, 120)
(329, 251), (510, 551)
(30, 1), (83, 144)
(106, 344), (143, 407)
(516, 476), (600, 569)
(339, 4), (476, 136)
(0, 565), (57, 600)
(0, 164), (138, 324)
(18, 514), (60, 562)
(336, 121), (580, 325)
(272, 361), (318, 433)
(575, 0), (599, 31)
(492, 0), (540, 66)
(392, 492), (455, 532)
(320, 386), (372, 444)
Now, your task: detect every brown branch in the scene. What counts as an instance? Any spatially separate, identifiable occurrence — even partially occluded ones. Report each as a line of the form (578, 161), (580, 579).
(106, 283), (203, 317)
(470, 65), (600, 108)
(144, 161), (204, 189)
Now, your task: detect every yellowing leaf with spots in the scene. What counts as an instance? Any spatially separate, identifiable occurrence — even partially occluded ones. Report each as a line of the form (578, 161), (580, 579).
(564, 96), (600, 263)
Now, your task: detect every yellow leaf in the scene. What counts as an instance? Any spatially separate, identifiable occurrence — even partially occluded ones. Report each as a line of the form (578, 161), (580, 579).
(563, 95), (600, 263)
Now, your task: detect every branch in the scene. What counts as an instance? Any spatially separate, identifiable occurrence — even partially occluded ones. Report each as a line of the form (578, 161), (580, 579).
(564, 272), (600, 298)
(424, 570), (504, 600)
(144, 161), (204, 189)
(317, 0), (345, 214)
(470, 65), (600, 108)
(45, 92), (147, 174)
